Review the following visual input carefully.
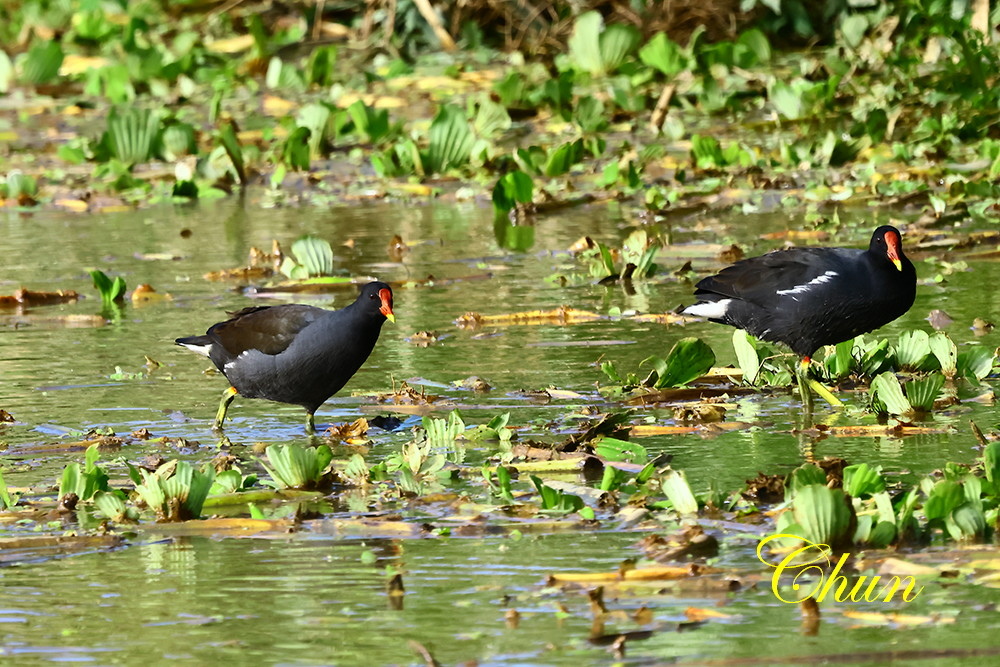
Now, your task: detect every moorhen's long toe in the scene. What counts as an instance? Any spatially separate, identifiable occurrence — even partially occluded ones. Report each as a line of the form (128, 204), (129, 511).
(684, 226), (916, 406)
(176, 281), (394, 433)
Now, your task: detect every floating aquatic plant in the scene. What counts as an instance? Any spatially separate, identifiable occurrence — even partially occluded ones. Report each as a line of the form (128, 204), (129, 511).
(132, 460), (215, 521)
(90, 269), (127, 309)
(58, 444), (110, 504)
(279, 235), (336, 280)
(260, 443), (335, 490)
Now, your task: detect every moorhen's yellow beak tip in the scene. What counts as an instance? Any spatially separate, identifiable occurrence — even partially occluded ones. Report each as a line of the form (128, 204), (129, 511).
(892, 258), (902, 271)
(384, 312), (396, 323)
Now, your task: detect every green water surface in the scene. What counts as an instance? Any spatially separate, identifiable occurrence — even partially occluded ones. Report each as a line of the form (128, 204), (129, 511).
(2, 200), (1000, 665)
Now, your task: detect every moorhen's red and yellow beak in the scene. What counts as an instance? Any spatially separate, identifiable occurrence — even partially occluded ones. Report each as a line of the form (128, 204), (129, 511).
(885, 230), (904, 271)
(379, 288), (395, 323)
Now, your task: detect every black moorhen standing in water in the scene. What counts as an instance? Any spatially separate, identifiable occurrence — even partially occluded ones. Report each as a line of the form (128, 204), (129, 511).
(683, 226), (916, 407)
(176, 281), (394, 433)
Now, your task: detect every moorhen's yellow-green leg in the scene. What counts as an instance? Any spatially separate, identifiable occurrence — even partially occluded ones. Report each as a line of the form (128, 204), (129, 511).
(796, 358), (815, 413)
(797, 357), (844, 410)
(305, 411), (316, 435)
(214, 386), (239, 430)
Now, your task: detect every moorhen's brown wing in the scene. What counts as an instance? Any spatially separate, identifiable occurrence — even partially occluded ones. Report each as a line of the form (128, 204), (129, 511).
(207, 305), (326, 361)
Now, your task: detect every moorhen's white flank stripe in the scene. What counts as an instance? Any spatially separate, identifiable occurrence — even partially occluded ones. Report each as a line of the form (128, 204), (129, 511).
(775, 270), (838, 296)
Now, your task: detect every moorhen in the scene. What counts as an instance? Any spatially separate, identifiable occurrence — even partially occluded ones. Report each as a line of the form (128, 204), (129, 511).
(176, 281), (395, 433)
(683, 226), (916, 406)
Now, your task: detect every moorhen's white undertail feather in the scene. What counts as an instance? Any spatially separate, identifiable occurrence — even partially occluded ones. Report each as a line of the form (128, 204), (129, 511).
(176, 281), (394, 433)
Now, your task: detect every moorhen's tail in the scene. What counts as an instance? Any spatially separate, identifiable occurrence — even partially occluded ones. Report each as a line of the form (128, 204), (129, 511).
(175, 335), (214, 358)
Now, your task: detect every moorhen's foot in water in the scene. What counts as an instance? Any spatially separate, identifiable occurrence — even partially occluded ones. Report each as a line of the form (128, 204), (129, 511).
(176, 281), (395, 433)
(684, 226), (916, 408)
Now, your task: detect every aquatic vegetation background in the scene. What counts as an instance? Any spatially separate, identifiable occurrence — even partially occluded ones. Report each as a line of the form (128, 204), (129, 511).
(4, 1), (1000, 664)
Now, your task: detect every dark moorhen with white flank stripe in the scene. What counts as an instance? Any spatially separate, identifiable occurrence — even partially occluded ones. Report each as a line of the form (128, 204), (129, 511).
(176, 281), (394, 433)
(684, 226), (916, 405)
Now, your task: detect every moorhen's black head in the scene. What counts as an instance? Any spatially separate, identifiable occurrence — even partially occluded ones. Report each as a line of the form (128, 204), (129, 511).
(358, 281), (395, 322)
(869, 225), (908, 271)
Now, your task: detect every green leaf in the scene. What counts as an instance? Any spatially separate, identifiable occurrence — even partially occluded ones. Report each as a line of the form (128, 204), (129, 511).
(927, 332), (957, 375)
(290, 236), (334, 277)
(282, 126), (312, 170)
(495, 465), (514, 503)
(865, 520), (897, 548)
(60, 463), (82, 500)
(871, 372), (911, 415)
(422, 410), (466, 447)
(94, 491), (129, 522)
(543, 139), (584, 177)
(297, 103), (333, 155)
(530, 475), (583, 513)
(824, 338), (855, 380)
(218, 120), (247, 184)
(946, 503), (986, 540)
(639, 32), (687, 76)
(422, 104), (474, 175)
(840, 14), (869, 49)
(598, 23), (641, 73)
(770, 81), (804, 120)
(599, 465), (628, 492)
(904, 373), (945, 411)
(787, 464), (827, 498)
(792, 484), (852, 545)
(597, 242), (615, 276)
(843, 463), (886, 497)
(306, 45), (336, 86)
(924, 479), (965, 521)
(263, 444), (333, 490)
(573, 96), (607, 134)
(594, 437), (646, 463)
(491, 170), (533, 214)
(601, 360), (623, 384)
(106, 107), (160, 166)
(661, 469), (698, 515)
(0, 49), (13, 93)
(343, 453), (369, 485)
(859, 337), (892, 376)
(645, 337), (715, 388)
(473, 97), (511, 139)
(732, 330), (761, 385)
(21, 41), (63, 84)
(567, 12), (604, 75)
(691, 134), (725, 169)
(736, 29), (771, 64)
(983, 442), (1000, 483)
(895, 330), (934, 371)
(958, 346), (994, 381)
(159, 122), (197, 161)
(347, 100), (391, 144)
(0, 467), (18, 510)
(89, 270), (127, 306)
(211, 469), (245, 495)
